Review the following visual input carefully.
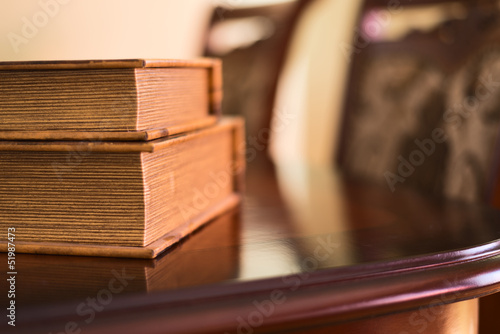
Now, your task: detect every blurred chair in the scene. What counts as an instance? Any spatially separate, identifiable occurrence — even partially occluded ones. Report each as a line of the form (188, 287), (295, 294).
(338, 0), (500, 202)
(205, 0), (313, 155)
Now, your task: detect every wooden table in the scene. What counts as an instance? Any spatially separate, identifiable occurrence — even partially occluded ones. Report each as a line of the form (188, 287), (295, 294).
(3, 159), (500, 334)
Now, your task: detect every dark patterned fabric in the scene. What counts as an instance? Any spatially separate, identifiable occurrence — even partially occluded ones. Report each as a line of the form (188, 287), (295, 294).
(341, 47), (500, 203)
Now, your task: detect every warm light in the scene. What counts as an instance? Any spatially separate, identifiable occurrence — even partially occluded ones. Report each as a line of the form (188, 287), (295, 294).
(208, 16), (275, 55)
(361, 2), (468, 42)
(212, 0), (296, 9)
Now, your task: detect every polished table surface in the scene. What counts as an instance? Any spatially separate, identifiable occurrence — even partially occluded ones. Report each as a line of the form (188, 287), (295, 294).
(3, 159), (500, 334)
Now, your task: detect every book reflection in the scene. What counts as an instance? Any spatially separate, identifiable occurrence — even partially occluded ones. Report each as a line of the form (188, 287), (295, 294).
(4, 208), (241, 309)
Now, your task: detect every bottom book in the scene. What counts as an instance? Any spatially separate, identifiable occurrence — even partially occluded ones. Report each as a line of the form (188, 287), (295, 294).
(0, 117), (245, 259)
(0, 209), (241, 310)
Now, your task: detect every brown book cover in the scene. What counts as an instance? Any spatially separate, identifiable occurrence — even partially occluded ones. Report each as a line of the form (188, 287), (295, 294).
(0, 58), (222, 141)
(0, 117), (245, 259)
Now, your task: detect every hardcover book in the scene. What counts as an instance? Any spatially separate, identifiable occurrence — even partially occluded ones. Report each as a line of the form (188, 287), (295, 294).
(0, 118), (244, 259)
(0, 58), (222, 141)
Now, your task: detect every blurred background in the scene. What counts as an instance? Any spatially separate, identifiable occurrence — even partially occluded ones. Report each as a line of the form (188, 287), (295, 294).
(3, 0), (500, 332)
(0, 0), (212, 60)
(0, 0), (360, 167)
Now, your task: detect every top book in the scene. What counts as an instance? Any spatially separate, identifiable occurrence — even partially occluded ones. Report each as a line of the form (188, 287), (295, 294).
(0, 58), (222, 141)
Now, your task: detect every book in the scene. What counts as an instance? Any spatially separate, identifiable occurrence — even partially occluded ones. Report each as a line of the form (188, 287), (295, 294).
(0, 117), (244, 259)
(1, 208), (240, 309)
(0, 59), (222, 141)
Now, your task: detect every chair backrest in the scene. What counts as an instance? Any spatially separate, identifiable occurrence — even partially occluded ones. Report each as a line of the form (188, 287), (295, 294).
(337, 0), (500, 204)
(204, 1), (313, 152)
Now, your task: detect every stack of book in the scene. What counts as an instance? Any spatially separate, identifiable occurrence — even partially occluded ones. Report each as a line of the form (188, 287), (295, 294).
(0, 59), (244, 259)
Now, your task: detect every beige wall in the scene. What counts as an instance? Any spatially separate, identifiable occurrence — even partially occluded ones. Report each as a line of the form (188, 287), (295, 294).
(0, 0), (213, 61)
